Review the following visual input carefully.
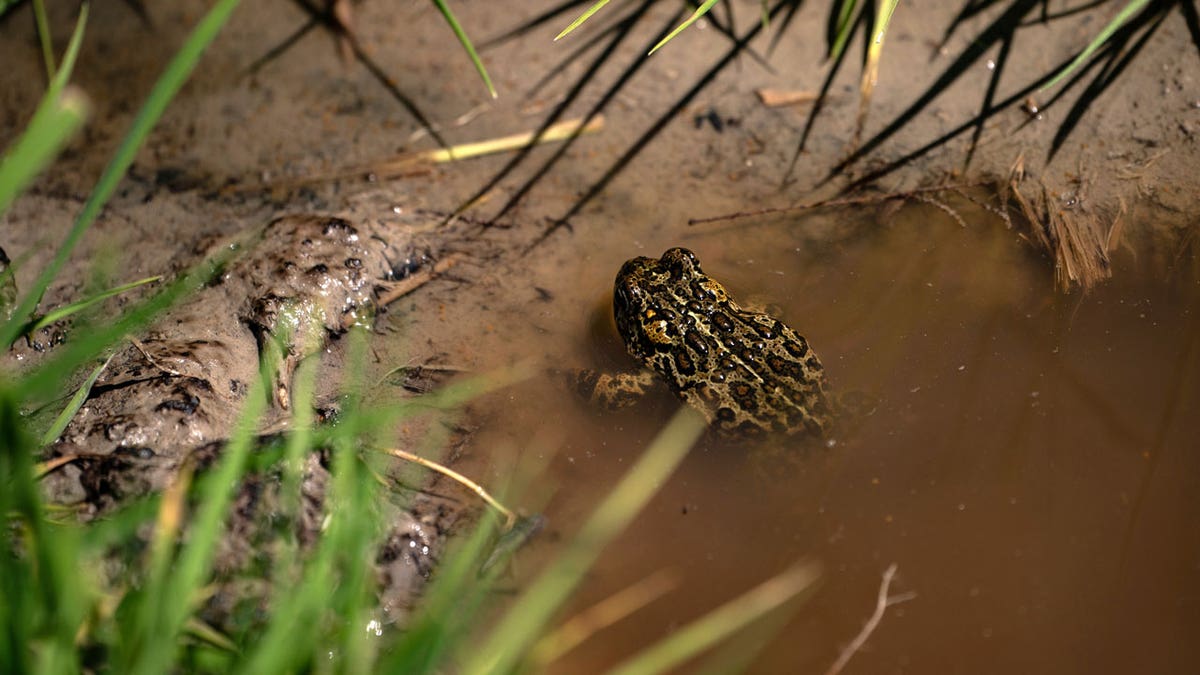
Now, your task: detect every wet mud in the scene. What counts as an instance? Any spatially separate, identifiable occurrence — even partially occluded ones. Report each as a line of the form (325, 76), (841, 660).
(23, 212), (476, 627)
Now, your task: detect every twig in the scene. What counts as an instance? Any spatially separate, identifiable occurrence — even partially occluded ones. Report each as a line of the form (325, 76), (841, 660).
(130, 337), (185, 378)
(824, 563), (915, 675)
(36, 453), (84, 479)
(374, 253), (464, 307)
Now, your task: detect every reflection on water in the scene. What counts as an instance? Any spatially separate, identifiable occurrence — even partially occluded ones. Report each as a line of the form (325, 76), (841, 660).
(470, 200), (1199, 674)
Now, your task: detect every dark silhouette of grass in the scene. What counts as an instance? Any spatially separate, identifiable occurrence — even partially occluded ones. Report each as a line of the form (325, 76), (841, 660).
(246, 0), (449, 149)
(478, 0), (592, 50)
(526, 0), (800, 250)
(784, 2), (862, 183)
(822, 0), (1041, 185)
(830, 1), (1188, 185)
(454, 2), (670, 230)
(1046, 3), (1170, 160)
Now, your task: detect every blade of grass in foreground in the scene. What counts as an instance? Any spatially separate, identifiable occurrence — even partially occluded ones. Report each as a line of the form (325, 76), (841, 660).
(851, 0), (899, 146)
(0, 386), (88, 674)
(378, 510), (505, 672)
(32, 0), (57, 79)
(607, 560), (821, 674)
(462, 406), (707, 675)
(121, 367), (268, 675)
(0, 87), (89, 218)
(0, 0), (242, 350)
(0, 1), (88, 256)
(235, 329), (379, 673)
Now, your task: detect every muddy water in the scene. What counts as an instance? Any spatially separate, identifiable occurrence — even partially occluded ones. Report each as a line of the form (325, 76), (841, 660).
(393, 197), (1199, 673)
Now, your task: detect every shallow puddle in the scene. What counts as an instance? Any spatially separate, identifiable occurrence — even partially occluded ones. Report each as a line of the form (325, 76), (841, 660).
(391, 195), (1199, 673)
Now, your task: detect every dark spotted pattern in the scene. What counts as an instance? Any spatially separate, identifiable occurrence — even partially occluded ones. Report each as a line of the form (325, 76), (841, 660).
(612, 248), (834, 436)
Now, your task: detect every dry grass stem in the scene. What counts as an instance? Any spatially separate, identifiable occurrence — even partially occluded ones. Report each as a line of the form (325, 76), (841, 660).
(379, 446), (516, 528)
(824, 563), (915, 675)
(153, 459), (195, 552)
(531, 568), (681, 666)
(247, 115), (604, 193)
(35, 453), (83, 479)
(375, 253), (464, 307)
(1106, 196), (1129, 255)
(852, 2), (899, 149)
(1006, 162), (1112, 290)
(755, 88), (819, 107)
(413, 114), (605, 164)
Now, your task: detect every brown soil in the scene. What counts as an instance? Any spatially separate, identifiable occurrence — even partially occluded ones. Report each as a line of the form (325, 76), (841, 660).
(2, 1), (1198, 672)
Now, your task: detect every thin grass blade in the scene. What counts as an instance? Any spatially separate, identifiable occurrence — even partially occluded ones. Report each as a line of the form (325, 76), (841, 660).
(0, 88), (89, 219)
(829, 0), (859, 61)
(0, 0), (242, 349)
(462, 406), (706, 675)
(127, 370), (268, 675)
(607, 560), (822, 675)
(1042, 0), (1150, 90)
(0, 0), (87, 212)
(382, 510), (505, 672)
(556, 0), (613, 41)
(649, 0), (721, 55)
(32, 0), (55, 79)
(25, 275), (161, 335)
(431, 0), (497, 98)
(40, 352), (114, 445)
(851, 0), (900, 146)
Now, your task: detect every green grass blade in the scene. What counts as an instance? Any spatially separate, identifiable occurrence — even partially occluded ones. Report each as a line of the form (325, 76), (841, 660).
(0, 1), (86, 220)
(237, 328), (376, 674)
(0, 0), (242, 350)
(0, 387), (89, 675)
(0, 388), (37, 674)
(32, 0), (55, 79)
(431, 0), (497, 98)
(47, 3), (90, 98)
(18, 245), (230, 404)
(40, 351), (114, 445)
(829, 0), (858, 60)
(555, 0), (612, 41)
(648, 0), (721, 55)
(381, 511), (503, 673)
(25, 275), (161, 335)
(462, 407), (706, 675)
(0, 88), (89, 219)
(233, 532), (338, 673)
(1041, 0), (1150, 90)
(127, 370), (268, 675)
(608, 561), (821, 675)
